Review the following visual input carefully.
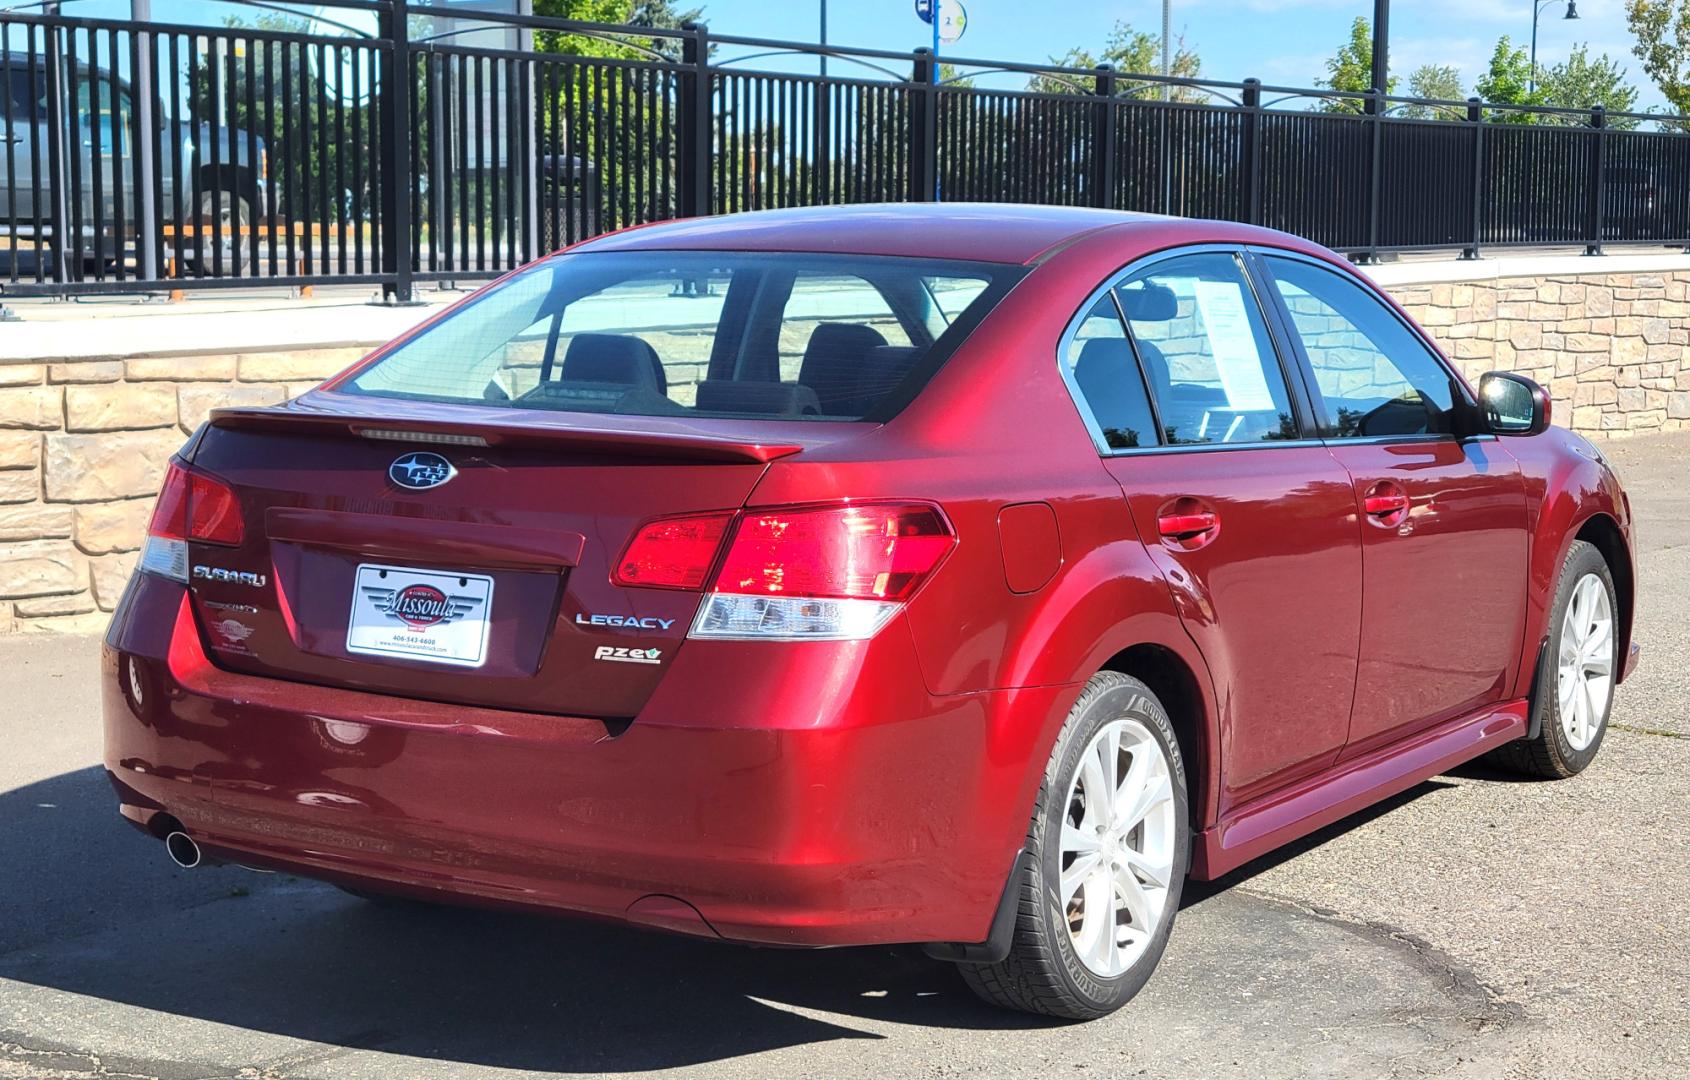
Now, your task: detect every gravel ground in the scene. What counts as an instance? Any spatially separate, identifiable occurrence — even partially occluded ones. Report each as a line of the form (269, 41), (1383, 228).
(1, 432), (1686, 1079)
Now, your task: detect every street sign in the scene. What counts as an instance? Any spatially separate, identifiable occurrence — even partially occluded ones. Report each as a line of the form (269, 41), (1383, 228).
(915, 0), (934, 25)
(939, 1), (968, 45)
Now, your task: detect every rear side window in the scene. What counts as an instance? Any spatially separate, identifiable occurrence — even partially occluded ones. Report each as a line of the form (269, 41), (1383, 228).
(1065, 295), (1158, 450)
(4, 65), (45, 124)
(1118, 252), (1299, 445)
(343, 252), (1020, 421)
(1262, 256), (1458, 438)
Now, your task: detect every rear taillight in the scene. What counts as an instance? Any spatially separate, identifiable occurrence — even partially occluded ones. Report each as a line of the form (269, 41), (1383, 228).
(614, 512), (734, 590)
(691, 503), (955, 641)
(137, 462), (245, 583)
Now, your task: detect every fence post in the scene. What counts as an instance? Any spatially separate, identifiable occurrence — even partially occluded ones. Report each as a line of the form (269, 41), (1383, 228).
(518, 0), (539, 263)
(678, 24), (712, 218)
(1586, 104), (1606, 256)
(1242, 77), (1262, 225)
(1364, 88), (1383, 261)
(909, 48), (937, 202)
(815, 50), (832, 204)
(1465, 97), (1484, 260)
(41, 5), (71, 286)
(377, 0), (414, 302)
(1092, 64), (1117, 210)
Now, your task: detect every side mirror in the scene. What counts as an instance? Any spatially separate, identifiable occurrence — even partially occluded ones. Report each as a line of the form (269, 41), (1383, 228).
(1478, 372), (1550, 436)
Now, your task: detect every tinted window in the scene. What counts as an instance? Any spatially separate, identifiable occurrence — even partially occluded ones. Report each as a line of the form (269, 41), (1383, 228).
(343, 252), (1020, 421)
(4, 66), (46, 124)
(1263, 256), (1458, 438)
(1118, 252), (1298, 445)
(1065, 295), (1158, 450)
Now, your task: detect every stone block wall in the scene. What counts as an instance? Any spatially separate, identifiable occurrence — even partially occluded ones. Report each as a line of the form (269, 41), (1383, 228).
(2, 263), (1689, 632)
(1389, 271), (1690, 436)
(0, 347), (366, 633)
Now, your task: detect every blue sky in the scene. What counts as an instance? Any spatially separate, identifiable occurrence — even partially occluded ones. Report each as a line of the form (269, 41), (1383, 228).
(5, 0), (1669, 112)
(699, 0), (1668, 112)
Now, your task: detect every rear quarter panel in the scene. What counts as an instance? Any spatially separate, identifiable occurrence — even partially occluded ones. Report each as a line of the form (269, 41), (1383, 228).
(747, 230), (1230, 829)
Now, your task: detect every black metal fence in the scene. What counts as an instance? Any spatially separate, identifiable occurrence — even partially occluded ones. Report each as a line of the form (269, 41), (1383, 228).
(4, 1), (1689, 300)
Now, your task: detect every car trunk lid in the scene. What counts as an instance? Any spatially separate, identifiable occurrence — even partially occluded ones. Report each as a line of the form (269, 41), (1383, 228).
(178, 395), (841, 718)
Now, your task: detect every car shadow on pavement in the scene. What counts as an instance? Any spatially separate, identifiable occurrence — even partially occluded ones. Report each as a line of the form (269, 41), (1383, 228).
(1, 764), (1454, 1072)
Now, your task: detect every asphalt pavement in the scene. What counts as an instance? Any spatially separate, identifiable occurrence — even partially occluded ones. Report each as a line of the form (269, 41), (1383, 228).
(2, 433), (1686, 1080)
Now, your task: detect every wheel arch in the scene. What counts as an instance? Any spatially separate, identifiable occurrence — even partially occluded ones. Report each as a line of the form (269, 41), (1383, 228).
(1573, 511), (1634, 680)
(1093, 639), (1219, 833)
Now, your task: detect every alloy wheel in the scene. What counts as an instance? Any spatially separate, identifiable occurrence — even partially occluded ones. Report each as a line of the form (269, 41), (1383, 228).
(1557, 571), (1614, 752)
(1058, 716), (1177, 979)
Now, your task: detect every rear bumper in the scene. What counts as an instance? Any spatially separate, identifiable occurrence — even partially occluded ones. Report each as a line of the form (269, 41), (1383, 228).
(103, 574), (1069, 948)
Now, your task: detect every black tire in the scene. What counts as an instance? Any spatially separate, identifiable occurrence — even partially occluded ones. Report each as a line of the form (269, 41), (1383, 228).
(959, 672), (1190, 1020)
(1488, 540), (1618, 779)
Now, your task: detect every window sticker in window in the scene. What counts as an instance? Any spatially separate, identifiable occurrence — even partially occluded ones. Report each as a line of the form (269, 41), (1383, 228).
(1191, 280), (1277, 412)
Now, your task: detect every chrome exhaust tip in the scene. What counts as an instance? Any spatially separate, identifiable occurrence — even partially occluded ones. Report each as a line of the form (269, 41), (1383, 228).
(164, 830), (202, 869)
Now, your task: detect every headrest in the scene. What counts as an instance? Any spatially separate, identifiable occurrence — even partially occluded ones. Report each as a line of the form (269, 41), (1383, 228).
(1116, 283), (1178, 322)
(801, 323), (890, 370)
(695, 380), (823, 416)
(559, 334), (666, 393)
(1074, 338), (1136, 391)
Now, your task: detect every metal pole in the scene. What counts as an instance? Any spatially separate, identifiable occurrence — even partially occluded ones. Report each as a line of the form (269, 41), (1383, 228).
(1371, 0), (1389, 97)
(1161, 0), (1170, 102)
(819, 0), (827, 81)
(932, 0), (940, 59)
(131, 0), (159, 280)
(1529, 2), (1541, 95)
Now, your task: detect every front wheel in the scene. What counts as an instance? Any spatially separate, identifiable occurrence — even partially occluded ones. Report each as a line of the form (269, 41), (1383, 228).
(1489, 540), (1618, 779)
(193, 191), (252, 278)
(959, 672), (1189, 1020)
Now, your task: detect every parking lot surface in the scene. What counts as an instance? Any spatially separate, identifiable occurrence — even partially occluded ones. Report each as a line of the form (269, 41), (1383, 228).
(2, 433), (1686, 1080)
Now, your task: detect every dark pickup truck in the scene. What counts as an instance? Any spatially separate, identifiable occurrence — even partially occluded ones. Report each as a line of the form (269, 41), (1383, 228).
(3, 51), (266, 279)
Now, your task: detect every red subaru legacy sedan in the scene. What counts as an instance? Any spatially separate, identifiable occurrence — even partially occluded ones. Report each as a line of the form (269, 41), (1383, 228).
(103, 205), (1638, 1019)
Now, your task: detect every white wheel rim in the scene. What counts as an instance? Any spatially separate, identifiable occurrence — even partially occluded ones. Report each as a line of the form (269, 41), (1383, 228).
(1557, 572), (1614, 752)
(1057, 716), (1177, 979)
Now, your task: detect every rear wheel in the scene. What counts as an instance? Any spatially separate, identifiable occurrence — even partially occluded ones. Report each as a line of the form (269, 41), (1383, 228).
(1490, 540), (1618, 779)
(959, 672), (1189, 1020)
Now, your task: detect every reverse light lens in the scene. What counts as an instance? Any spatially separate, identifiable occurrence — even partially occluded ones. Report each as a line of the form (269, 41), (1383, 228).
(690, 594), (902, 641)
(139, 462), (245, 583)
(614, 512), (733, 590)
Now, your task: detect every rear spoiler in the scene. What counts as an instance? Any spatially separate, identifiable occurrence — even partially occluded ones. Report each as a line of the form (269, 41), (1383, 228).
(207, 404), (806, 465)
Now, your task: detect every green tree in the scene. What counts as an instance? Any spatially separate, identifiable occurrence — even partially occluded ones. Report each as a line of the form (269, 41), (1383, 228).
(1318, 16), (1395, 113)
(1540, 44), (1641, 127)
(1400, 63), (1465, 119)
(1036, 20), (1203, 101)
(1474, 36), (1544, 121)
(1626, 0), (1690, 114)
(531, 0), (632, 57)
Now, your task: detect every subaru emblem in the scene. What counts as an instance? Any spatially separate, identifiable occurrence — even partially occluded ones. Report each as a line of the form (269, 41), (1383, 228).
(388, 451), (456, 490)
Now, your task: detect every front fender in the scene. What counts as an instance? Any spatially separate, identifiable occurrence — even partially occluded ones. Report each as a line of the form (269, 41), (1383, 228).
(1505, 429), (1636, 700)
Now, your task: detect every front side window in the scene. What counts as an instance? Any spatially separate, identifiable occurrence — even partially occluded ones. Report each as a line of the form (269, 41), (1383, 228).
(342, 252), (1020, 421)
(1118, 252), (1299, 445)
(1262, 256), (1459, 439)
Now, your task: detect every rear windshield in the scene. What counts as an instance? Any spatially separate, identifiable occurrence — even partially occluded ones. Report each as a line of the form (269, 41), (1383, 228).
(341, 252), (1023, 421)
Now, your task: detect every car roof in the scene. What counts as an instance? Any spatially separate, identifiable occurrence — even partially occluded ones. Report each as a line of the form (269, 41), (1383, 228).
(573, 203), (1197, 265)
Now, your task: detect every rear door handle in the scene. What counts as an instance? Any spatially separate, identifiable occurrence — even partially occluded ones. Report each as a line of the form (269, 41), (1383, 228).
(1158, 510), (1218, 540)
(1362, 481), (1410, 526)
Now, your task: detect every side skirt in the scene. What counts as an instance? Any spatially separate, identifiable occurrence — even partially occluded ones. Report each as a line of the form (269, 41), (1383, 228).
(1190, 699), (1528, 881)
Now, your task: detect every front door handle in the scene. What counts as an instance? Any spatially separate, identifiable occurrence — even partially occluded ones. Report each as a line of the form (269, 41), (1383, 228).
(1362, 481), (1410, 527)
